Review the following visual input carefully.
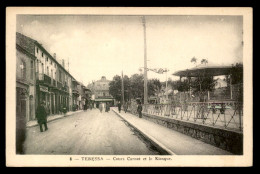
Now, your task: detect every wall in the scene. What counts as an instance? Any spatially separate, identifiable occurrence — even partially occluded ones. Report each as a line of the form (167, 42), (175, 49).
(141, 112), (243, 155)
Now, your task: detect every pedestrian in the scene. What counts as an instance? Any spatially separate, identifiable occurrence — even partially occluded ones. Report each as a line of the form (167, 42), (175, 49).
(123, 102), (128, 113)
(137, 102), (142, 118)
(105, 102), (110, 112)
(118, 101), (121, 113)
(36, 101), (48, 132)
(99, 102), (103, 113)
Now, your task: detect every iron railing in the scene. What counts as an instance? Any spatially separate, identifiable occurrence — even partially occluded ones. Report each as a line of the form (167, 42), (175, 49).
(129, 101), (243, 132)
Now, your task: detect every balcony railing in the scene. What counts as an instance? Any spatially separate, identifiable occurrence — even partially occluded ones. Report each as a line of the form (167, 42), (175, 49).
(62, 84), (69, 92)
(57, 81), (62, 89)
(37, 73), (52, 85)
(73, 89), (80, 95)
(128, 101), (243, 132)
(52, 79), (57, 87)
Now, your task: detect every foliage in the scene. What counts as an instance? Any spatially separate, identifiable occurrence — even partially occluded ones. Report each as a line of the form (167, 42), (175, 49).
(201, 59), (208, 65)
(190, 57), (197, 65)
(148, 78), (162, 97)
(176, 78), (190, 92)
(230, 63), (243, 84)
(191, 73), (217, 93)
(109, 75), (122, 101)
(129, 74), (144, 100)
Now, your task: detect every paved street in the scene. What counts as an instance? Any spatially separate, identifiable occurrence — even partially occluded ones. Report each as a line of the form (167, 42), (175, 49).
(24, 109), (159, 155)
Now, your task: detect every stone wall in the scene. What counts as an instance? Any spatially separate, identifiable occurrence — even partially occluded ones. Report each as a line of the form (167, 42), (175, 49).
(142, 113), (243, 155)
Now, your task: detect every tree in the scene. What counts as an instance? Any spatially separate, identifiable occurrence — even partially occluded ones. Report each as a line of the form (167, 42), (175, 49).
(109, 75), (122, 101)
(201, 59), (208, 65)
(109, 75), (131, 102)
(148, 79), (162, 97)
(129, 74), (144, 100)
(224, 63), (243, 102)
(190, 57), (197, 66)
(176, 79), (190, 92)
(230, 63), (243, 85)
(190, 71), (217, 101)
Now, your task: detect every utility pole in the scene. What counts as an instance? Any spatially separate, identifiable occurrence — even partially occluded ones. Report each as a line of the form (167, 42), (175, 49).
(121, 71), (125, 104)
(142, 16), (148, 104)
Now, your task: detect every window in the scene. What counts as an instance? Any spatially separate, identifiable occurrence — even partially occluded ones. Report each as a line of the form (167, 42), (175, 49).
(42, 63), (44, 74)
(36, 47), (38, 54)
(30, 60), (33, 80)
(42, 53), (44, 57)
(51, 69), (53, 79)
(46, 57), (48, 62)
(20, 61), (26, 79)
(47, 66), (49, 76)
(103, 92), (105, 96)
(51, 60), (52, 65)
(54, 72), (56, 80)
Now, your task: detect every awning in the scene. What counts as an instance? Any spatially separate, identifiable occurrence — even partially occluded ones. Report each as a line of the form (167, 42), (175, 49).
(173, 65), (232, 77)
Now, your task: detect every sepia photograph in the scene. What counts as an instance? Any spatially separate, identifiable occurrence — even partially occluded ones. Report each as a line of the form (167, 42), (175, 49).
(6, 7), (253, 167)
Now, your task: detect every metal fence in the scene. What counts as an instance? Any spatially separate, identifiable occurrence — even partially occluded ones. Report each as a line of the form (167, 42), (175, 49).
(130, 101), (243, 132)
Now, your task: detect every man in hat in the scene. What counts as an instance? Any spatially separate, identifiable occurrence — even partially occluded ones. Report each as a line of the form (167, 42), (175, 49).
(36, 101), (48, 132)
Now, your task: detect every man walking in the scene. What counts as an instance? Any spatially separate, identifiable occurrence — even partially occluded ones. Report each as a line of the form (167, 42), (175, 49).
(123, 102), (128, 113)
(118, 101), (122, 113)
(105, 102), (110, 113)
(36, 101), (48, 132)
(137, 102), (143, 118)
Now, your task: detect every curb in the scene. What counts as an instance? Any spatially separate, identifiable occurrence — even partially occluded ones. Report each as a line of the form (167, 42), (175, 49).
(26, 110), (84, 128)
(112, 109), (176, 155)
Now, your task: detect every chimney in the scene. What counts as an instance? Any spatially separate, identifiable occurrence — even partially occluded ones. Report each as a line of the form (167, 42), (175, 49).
(53, 53), (56, 59)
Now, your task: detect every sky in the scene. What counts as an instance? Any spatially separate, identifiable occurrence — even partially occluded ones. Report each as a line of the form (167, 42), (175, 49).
(17, 15), (243, 85)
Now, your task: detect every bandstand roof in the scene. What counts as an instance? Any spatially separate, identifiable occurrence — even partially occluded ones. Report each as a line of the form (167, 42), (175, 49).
(172, 65), (232, 77)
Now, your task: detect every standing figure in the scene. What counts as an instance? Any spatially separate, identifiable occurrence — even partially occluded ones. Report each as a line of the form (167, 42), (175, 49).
(36, 101), (48, 132)
(105, 102), (110, 112)
(137, 102), (143, 118)
(99, 102), (103, 113)
(123, 102), (128, 113)
(118, 101), (122, 113)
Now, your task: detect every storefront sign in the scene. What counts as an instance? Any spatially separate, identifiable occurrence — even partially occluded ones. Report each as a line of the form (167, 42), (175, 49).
(39, 85), (48, 93)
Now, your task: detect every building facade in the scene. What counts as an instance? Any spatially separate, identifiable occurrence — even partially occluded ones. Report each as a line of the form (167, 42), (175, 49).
(16, 35), (37, 153)
(16, 32), (90, 118)
(87, 76), (114, 107)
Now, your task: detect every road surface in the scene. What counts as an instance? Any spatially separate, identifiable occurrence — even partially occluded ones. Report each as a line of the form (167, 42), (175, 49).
(24, 109), (159, 155)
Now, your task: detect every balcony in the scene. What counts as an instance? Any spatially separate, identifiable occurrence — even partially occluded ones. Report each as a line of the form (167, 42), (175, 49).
(73, 89), (80, 96)
(62, 84), (69, 92)
(57, 81), (62, 89)
(52, 79), (57, 87)
(37, 73), (52, 86)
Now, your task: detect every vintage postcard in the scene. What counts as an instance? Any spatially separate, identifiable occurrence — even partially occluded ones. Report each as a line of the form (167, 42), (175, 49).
(6, 7), (253, 167)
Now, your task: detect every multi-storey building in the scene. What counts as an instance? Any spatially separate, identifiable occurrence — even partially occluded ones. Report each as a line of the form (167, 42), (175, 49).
(16, 33), (37, 122)
(16, 32), (90, 117)
(16, 33), (37, 154)
(87, 76), (114, 108)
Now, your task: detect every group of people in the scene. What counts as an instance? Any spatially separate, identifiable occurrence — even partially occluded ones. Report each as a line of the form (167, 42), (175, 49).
(35, 100), (143, 133)
(99, 102), (110, 113)
(117, 101), (128, 113)
(118, 101), (143, 118)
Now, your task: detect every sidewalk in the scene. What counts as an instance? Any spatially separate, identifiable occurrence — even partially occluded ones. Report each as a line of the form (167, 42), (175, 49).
(26, 110), (83, 128)
(112, 108), (232, 155)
